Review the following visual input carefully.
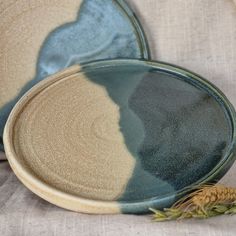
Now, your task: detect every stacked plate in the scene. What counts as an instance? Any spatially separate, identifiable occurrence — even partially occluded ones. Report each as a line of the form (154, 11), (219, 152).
(0, 0), (149, 152)
(1, 0), (236, 214)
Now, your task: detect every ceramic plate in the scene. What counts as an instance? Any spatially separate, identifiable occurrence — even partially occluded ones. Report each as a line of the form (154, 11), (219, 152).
(4, 59), (236, 214)
(0, 0), (150, 153)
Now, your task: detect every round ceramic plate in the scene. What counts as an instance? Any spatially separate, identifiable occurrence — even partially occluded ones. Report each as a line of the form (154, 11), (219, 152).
(4, 60), (236, 214)
(0, 0), (150, 153)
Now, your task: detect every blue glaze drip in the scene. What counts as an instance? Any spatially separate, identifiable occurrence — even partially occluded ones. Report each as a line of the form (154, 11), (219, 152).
(82, 63), (231, 213)
(36, 0), (141, 79)
(0, 0), (144, 150)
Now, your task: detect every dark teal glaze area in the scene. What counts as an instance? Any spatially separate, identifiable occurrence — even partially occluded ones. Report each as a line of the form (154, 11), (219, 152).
(128, 72), (229, 190)
(84, 65), (176, 203)
(0, 0), (148, 150)
(82, 61), (234, 214)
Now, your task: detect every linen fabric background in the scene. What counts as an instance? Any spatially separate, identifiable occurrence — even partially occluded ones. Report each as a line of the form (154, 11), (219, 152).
(0, 0), (236, 235)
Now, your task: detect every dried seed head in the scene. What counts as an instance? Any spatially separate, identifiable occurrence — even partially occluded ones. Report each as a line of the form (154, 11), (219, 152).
(150, 184), (236, 221)
(173, 185), (236, 211)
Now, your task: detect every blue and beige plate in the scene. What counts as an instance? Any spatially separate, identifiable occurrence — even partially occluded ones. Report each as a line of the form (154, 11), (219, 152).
(0, 0), (149, 154)
(4, 60), (236, 214)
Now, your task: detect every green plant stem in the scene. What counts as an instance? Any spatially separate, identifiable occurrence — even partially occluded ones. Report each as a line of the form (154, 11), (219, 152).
(150, 203), (236, 221)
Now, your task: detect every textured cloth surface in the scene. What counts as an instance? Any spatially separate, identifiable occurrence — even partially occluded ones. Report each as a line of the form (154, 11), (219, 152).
(1, 0), (236, 235)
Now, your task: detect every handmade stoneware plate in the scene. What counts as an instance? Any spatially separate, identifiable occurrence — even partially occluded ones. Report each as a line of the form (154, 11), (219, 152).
(0, 0), (150, 155)
(4, 59), (236, 214)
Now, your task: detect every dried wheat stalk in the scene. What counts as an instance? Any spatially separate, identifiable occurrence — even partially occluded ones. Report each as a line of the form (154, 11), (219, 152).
(150, 184), (236, 221)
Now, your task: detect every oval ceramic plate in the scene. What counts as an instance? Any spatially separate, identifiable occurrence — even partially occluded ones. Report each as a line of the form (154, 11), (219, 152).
(4, 59), (236, 214)
(0, 0), (150, 154)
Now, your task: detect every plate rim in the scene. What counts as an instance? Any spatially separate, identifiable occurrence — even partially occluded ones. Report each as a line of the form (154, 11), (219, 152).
(114, 0), (151, 59)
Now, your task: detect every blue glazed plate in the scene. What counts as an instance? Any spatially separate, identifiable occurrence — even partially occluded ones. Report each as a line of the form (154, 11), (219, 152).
(4, 59), (236, 214)
(0, 0), (150, 153)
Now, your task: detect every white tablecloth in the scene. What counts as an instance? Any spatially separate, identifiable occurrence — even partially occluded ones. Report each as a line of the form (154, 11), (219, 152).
(1, 0), (236, 235)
